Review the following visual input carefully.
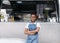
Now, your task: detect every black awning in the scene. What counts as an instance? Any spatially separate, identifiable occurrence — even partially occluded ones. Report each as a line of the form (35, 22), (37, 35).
(9, 0), (54, 1)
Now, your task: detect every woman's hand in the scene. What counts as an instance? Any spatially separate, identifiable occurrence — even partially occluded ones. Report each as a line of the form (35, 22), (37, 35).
(28, 30), (35, 35)
(24, 28), (35, 35)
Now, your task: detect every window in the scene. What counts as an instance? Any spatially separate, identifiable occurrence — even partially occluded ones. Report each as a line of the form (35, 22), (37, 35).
(0, 1), (59, 22)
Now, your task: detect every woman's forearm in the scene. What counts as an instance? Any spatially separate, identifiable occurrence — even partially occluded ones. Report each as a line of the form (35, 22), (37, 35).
(24, 30), (35, 35)
(28, 32), (35, 35)
(24, 27), (40, 35)
(29, 30), (37, 33)
(29, 27), (40, 33)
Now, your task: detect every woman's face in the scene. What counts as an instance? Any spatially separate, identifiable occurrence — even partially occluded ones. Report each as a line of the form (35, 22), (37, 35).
(31, 14), (36, 22)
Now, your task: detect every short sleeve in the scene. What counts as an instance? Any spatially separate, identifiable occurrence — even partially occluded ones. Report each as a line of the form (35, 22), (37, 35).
(37, 23), (40, 28)
(25, 23), (29, 29)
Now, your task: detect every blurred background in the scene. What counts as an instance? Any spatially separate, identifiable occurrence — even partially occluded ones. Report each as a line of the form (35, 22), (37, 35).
(0, 0), (59, 22)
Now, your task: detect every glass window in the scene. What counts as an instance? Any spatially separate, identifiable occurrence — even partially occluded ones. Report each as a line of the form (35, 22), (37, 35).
(0, 1), (59, 22)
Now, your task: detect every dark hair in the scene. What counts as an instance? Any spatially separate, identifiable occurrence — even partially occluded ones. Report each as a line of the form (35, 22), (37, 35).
(31, 13), (38, 19)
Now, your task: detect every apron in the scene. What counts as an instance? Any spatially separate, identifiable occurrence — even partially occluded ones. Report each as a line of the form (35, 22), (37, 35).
(27, 23), (38, 43)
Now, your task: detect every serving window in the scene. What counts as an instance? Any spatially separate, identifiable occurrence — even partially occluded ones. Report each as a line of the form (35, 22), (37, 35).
(0, 1), (59, 22)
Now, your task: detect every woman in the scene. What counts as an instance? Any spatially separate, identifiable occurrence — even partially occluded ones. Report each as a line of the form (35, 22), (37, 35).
(24, 13), (40, 43)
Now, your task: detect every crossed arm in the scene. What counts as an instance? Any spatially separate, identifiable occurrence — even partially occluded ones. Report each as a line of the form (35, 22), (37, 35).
(24, 27), (40, 35)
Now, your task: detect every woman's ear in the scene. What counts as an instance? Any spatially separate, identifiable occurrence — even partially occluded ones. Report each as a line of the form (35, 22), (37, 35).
(37, 15), (38, 19)
(36, 15), (38, 20)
